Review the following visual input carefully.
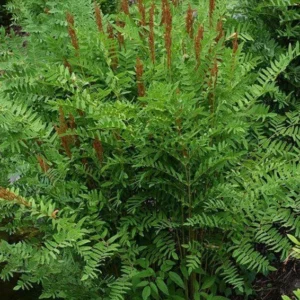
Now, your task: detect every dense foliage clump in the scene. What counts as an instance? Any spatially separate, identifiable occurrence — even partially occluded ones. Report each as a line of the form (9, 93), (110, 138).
(0, 0), (299, 299)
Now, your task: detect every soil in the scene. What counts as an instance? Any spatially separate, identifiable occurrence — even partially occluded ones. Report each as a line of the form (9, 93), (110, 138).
(0, 279), (41, 300)
(232, 259), (300, 300)
(253, 259), (300, 300)
(0, 0), (10, 28)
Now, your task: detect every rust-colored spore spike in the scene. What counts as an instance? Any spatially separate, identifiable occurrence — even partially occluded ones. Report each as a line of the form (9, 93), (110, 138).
(149, 2), (155, 63)
(66, 12), (79, 55)
(136, 57), (145, 97)
(137, 0), (146, 26)
(194, 25), (204, 68)
(94, 1), (104, 33)
(0, 188), (19, 201)
(68, 113), (80, 147)
(107, 24), (118, 70)
(215, 19), (224, 43)
(59, 107), (65, 126)
(121, 0), (130, 15)
(233, 32), (238, 54)
(211, 58), (219, 84)
(209, 0), (215, 28)
(66, 11), (74, 27)
(63, 58), (72, 73)
(161, 0), (165, 25)
(68, 114), (76, 129)
(116, 20), (125, 47)
(186, 4), (194, 38)
(93, 138), (104, 163)
(55, 107), (72, 158)
(107, 23), (114, 39)
(37, 155), (50, 173)
(172, 0), (179, 6)
(208, 58), (219, 89)
(0, 187), (31, 207)
(161, 0), (170, 26)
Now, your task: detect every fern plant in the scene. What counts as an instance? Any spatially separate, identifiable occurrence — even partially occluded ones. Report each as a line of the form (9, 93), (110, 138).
(282, 289), (300, 300)
(229, 0), (300, 108)
(0, 0), (299, 299)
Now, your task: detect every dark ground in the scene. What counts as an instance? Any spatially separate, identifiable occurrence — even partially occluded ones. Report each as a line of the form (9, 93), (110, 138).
(1, 279), (40, 300)
(253, 259), (300, 300)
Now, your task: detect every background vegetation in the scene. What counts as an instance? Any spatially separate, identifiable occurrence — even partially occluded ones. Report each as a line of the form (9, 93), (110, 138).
(0, 0), (299, 299)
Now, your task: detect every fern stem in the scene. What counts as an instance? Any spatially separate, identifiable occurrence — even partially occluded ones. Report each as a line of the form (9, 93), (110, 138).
(176, 229), (183, 260)
(185, 163), (195, 297)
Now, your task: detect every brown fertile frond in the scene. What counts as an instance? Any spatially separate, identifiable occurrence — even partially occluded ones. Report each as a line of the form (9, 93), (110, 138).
(149, 2), (156, 63)
(215, 19), (224, 43)
(161, 0), (170, 26)
(37, 155), (50, 173)
(136, 57), (145, 97)
(59, 106), (67, 130)
(68, 114), (76, 129)
(194, 25), (204, 68)
(93, 138), (104, 163)
(211, 58), (219, 84)
(186, 4), (194, 38)
(0, 187), (31, 207)
(233, 32), (238, 54)
(107, 24), (118, 70)
(107, 23), (114, 39)
(171, 0), (179, 7)
(209, 0), (215, 28)
(66, 11), (74, 27)
(55, 107), (72, 158)
(94, 1), (104, 33)
(121, 0), (130, 15)
(116, 20), (125, 47)
(66, 12), (79, 55)
(137, 0), (146, 26)
(63, 58), (72, 73)
(68, 114), (80, 147)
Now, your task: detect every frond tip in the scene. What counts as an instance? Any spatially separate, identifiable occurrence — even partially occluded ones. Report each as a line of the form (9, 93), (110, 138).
(0, 187), (31, 207)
